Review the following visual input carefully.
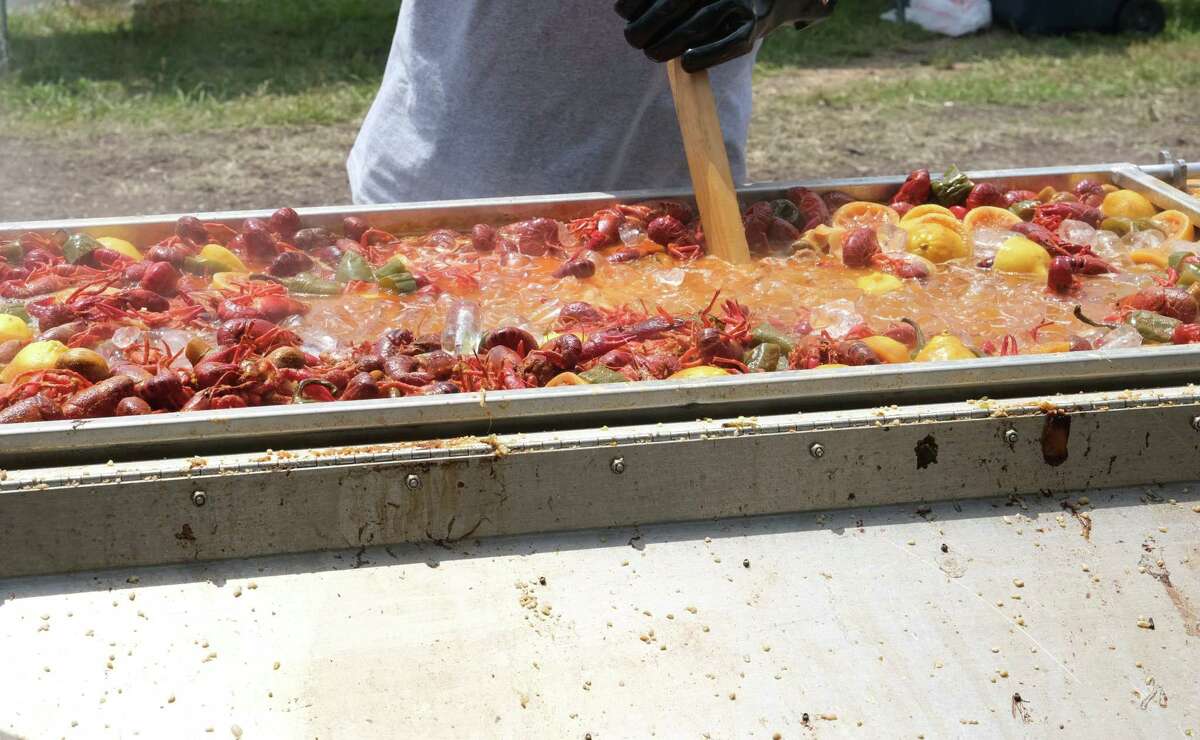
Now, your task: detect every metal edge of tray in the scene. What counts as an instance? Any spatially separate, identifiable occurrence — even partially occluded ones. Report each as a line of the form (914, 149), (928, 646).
(1, 344), (1198, 469)
(2, 161), (1197, 241)
(1, 162), (1198, 468)
(3, 385), (1199, 578)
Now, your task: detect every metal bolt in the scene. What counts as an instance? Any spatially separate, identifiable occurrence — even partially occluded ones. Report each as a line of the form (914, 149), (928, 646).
(1192, 416), (1200, 432)
(610, 457), (626, 475)
(405, 474), (422, 491)
(1004, 429), (1019, 444)
(191, 491), (207, 507)
(809, 442), (825, 459)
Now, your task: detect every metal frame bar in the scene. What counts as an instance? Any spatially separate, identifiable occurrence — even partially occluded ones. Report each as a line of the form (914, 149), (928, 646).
(1, 162), (1199, 469)
(3, 385), (1198, 578)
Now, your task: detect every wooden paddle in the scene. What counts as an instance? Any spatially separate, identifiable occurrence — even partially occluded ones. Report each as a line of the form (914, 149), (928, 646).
(666, 58), (752, 265)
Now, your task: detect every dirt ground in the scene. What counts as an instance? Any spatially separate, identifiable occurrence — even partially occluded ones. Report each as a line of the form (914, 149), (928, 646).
(2, 67), (1197, 222)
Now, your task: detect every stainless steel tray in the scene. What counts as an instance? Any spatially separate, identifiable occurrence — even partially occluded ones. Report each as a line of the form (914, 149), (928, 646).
(2, 162), (1199, 469)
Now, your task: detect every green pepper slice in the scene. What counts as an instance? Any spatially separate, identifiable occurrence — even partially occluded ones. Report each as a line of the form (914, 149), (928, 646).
(0, 302), (29, 321)
(62, 233), (103, 264)
(743, 342), (781, 372)
(579, 366), (629, 384)
(932, 165), (974, 207)
(1009, 200), (1039, 222)
(1128, 310), (1181, 343)
(748, 324), (795, 354)
(336, 250), (375, 284)
(281, 273), (344, 296)
(0, 241), (22, 263)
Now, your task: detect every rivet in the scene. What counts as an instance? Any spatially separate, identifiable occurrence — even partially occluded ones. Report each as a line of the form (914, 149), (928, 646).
(610, 457), (626, 474)
(1004, 429), (1019, 444)
(191, 490), (207, 507)
(405, 474), (422, 491)
(809, 442), (825, 459)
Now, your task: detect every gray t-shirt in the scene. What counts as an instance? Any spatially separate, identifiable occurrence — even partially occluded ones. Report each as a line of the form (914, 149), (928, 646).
(348, 1), (757, 204)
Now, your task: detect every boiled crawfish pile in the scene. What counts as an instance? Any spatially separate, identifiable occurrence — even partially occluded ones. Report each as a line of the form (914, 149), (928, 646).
(2, 167), (1199, 425)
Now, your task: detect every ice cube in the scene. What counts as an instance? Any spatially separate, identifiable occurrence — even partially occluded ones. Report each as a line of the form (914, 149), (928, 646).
(811, 299), (862, 339)
(971, 228), (1013, 259)
(557, 222), (579, 248)
(301, 333), (341, 357)
(152, 328), (193, 369)
(878, 223), (909, 253)
(1090, 230), (1121, 259)
(111, 326), (143, 350)
(1098, 324), (1143, 351)
(1057, 219), (1095, 246)
(1122, 228), (1166, 252)
(95, 341), (122, 363)
(618, 222), (645, 247)
(655, 267), (686, 287)
(440, 299), (480, 356)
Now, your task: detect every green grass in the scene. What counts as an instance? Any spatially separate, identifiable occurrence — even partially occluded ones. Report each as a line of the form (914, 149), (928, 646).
(758, 0), (1200, 107)
(2, 0), (1199, 132)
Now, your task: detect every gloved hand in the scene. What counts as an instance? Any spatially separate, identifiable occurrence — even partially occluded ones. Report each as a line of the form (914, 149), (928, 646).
(615, 0), (836, 72)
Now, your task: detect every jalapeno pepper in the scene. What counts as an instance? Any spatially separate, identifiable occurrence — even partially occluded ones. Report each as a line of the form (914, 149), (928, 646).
(1128, 310), (1181, 343)
(1168, 250), (1196, 270)
(1176, 262), (1200, 289)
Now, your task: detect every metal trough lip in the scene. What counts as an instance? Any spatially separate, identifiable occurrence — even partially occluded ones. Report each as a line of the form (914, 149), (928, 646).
(1, 161), (1198, 467)
(1, 343), (1198, 469)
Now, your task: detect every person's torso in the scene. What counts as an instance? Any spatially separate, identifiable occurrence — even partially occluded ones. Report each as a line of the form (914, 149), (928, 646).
(348, 0), (756, 204)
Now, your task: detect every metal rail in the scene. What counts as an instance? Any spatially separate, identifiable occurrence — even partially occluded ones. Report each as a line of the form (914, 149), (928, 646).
(2, 384), (1198, 578)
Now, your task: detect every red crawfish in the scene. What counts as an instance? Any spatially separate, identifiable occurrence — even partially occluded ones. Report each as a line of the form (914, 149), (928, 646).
(890, 170), (931, 208)
(1118, 287), (1198, 323)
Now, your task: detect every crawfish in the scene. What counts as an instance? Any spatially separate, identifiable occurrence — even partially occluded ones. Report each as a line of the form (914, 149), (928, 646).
(569, 205), (654, 251)
(479, 326), (539, 358)
(482, 345), (526, 390)
(62, 375), (136, 419)
(1118, 287), (1198, 323)
(1033, 202), (1102, 232)
(0, 393), (63, 424)
(0, 273), (71, 298)
(787, 187), (832, 231)
(502, 218), (562, 257)
(519, 333), (583, 386)
(216, 318), (302, 353)
(889, 170), (932, 208)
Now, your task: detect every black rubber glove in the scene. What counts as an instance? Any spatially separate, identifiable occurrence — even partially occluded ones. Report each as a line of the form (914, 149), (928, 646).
(615, 0), (836, 72)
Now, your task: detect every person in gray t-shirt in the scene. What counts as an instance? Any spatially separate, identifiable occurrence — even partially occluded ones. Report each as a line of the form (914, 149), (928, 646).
(348, 1), (836, 204)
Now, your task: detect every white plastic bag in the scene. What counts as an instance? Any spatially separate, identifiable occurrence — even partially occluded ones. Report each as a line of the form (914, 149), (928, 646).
(881, 0), (992, 37)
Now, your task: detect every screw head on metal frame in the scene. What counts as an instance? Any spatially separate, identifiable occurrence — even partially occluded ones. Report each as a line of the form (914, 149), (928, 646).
(809, 442), (825, 459)
(610, 457), (626, 474)
(1004, 429), (1019, 444)
(191, 490), (207, 507)
(405, 474), (422, 491)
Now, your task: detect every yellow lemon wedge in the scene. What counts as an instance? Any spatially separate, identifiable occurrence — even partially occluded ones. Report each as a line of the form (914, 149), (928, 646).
(1, 340), (69, 383)
(994, 236), (1051, 275)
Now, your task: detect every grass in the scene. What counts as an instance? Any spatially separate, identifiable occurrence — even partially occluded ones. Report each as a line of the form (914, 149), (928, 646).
(1, 0), (1199, 131)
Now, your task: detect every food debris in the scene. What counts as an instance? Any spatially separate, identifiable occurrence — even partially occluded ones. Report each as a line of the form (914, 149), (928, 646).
(819, 713), (838, 721)
(127, 593), (136, 601)
(203, 651), (219, 662)
(231, 725), (243, 738)
(1013, 579), (1025, 588)
(167, 694), (175, 704)
(233, 587), (242, 598)
(1137, 617), (1156, 630)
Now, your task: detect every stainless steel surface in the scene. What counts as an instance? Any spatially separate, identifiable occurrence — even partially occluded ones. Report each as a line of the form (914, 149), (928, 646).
(2, 484), (1197, 737)
(3, 385), (1198, 578)
(1, 163), (1199, 468)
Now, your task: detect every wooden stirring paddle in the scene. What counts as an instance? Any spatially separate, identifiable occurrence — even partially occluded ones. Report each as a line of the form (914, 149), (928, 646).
(666, 59), (752, 265)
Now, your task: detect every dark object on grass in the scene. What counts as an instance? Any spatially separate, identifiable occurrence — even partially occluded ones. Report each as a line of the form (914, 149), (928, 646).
(990, 0), (1165, 36)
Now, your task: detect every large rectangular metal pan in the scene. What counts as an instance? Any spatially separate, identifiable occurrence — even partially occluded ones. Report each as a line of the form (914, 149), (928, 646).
(1, 162), (1198, 469)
